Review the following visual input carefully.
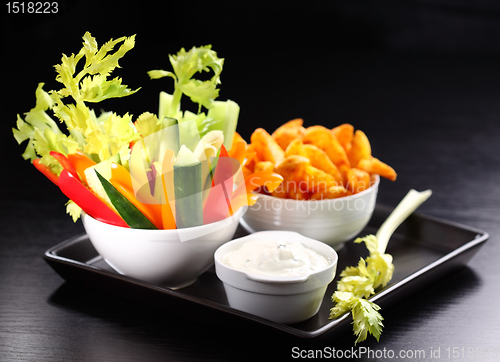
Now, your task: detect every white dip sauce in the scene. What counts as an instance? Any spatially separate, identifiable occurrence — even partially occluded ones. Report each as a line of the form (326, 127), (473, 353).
(222, 240), (330, 277)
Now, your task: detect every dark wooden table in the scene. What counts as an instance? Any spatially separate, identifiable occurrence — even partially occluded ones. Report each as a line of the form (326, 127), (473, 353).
(2, 2), (500, 361)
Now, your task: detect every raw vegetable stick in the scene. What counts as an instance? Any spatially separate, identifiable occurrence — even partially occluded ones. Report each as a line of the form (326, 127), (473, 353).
(50, 151), (81, 181)
(203, 145), (234, 224)
(96, 171), (157, 229)
(110, 162), (164, 229)
(174, 145), (203, 228)
(33, 159), (59, 185)
(330, 189), (432, 344)
(58, 169), (128, 227)
(160, 150), (176, 230)
(148, 45), (239, 150)
(376, 189), (432, 253)
(67, 150), (97, 186)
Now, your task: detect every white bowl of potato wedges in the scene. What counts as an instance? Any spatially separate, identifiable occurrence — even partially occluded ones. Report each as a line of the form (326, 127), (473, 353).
(238, 120), (397, 249)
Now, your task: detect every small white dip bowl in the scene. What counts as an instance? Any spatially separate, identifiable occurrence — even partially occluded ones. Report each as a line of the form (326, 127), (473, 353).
(214, 231), (338, 324)
(82, 207), (246, 289)
(240, 176), (379, 249)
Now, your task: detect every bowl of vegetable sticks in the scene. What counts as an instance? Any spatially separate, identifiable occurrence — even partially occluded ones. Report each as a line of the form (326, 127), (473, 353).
(13, 33), (283, 288)
(83, 206), (246, 289)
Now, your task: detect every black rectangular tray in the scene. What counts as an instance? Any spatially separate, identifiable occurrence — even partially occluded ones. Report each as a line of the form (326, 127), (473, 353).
(43, 204), (489, 338)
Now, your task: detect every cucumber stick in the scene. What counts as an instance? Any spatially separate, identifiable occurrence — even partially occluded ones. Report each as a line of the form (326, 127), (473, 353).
(96, 171), (157, 229)
(173, 145), (203, 228)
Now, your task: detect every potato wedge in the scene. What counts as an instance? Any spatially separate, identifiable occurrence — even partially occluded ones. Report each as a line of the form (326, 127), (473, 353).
(332, 123), (354, 152)
(250, 128), (285, 164)
(276, 118), (304, 129)
(310, 184), (351, 200)
(246, 120), (396, 201)
(338, 164), (351, 186)
(303, 165), (336, 192)
(347, 130), (371, 168)
(346, 168), (371, 194)
(284, 138), (308, 158)
(358, 156), (397, 181)
(273, 155), (308, 198)
(270, 186), (288, 199)
(275, 155), (310, 183)
(303, 125), (350, 168)
(254, 161), (275, 173)
(272, 118), (306, 150)
(303, 144), (343, 184)
(288, 187), (311, 200)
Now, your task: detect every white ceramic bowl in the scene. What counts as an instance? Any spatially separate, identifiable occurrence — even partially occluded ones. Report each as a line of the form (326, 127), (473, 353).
(240, 176), (379, 249)
(82, 207), (246, 289)
(214, 231), (338, 324)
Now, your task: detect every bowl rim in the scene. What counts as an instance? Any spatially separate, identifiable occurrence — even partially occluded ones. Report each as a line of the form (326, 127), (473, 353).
(251, 174), (380, 204)
(82, 205), (247, 232)
(214, 230), (338, 284)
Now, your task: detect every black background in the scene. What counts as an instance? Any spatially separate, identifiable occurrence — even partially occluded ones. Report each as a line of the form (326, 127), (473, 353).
(2, 1), (500, 361)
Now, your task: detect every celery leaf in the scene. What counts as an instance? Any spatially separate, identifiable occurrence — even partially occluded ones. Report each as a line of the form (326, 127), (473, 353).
(352, 298), (384, 344)
(149, 45), (239, 148)
(330, 234), (394, 344)
(55, 32), (139, 103)
(66, 200), (82, 222)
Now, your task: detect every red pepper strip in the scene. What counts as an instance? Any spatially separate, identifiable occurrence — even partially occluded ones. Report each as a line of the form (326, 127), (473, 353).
(58, 169), (128, 227)
(50, 151), (81, 182)
(67, 150), (96, 186)
(203, 183), (231, 224)
(33, 159), (59, 186)
(203, 145), (237, 224)
(219, 144), (230, 159)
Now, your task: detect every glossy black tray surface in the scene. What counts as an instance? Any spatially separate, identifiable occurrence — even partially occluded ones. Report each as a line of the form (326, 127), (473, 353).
(43, 204), (488, 338)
